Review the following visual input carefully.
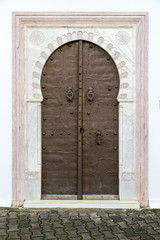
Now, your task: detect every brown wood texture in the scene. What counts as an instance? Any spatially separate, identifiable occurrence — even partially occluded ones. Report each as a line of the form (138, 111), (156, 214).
(77, 40), (83, 200)
(41, 41), (79, 195)
(82, 41), (119, 195)
(41, 40), (119, 198)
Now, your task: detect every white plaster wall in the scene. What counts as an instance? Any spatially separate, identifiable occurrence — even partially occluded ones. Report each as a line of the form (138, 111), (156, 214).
(0, 0), (160, 207)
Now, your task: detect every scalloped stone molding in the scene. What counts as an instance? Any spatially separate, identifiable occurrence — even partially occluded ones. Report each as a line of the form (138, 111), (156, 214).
(12, 12), (148, 208)
(31, 31), (128, 102)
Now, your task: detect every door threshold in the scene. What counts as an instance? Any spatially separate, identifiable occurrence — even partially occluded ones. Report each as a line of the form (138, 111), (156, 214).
(42, 194), (119, 200)
(24, 200), (140, 209)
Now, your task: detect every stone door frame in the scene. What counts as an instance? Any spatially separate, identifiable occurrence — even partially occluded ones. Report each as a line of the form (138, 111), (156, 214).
(12, 12), (148, 207)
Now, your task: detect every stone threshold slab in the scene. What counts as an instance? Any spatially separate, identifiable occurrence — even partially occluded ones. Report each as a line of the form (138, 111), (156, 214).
(24, 200), (140, 209)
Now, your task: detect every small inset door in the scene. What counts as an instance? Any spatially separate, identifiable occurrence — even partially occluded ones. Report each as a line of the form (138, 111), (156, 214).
(41, 40), (119, 200)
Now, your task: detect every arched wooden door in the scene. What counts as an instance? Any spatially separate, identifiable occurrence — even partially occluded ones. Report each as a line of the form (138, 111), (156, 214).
(41, 40), (119, 200)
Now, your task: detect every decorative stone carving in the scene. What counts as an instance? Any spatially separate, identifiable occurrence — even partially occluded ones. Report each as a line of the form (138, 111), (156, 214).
(30, 30), (45, 46)
(115, 31), (131, 45)
(30, 31), (129, 102)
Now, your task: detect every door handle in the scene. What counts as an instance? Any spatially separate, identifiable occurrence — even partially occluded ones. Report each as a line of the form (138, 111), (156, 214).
(87, 87), (94, 101)
(96, 130), (102, 145)
(67, 87), (74, 101)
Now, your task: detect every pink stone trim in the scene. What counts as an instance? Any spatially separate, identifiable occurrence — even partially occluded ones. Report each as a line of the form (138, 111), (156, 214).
(12, 12), (149, 207)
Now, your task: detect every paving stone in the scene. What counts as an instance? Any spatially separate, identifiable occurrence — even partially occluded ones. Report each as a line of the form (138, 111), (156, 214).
(50, 214), (60, 221)
(44, 231), (56, 238)
(152, 235), (160, 240)
(19, 215), (28, 220)
(0, 211), (9, 217)
(124, 217), (136, 225)
(8, 225), (19, 231)
(64, 223), (74, 229)
(19, 219), (30, 226)
(128, 236), (141, 240)
(55, 227), (66, 235)
(61, 218), (71, 223)
(41, 219), (51, 225)
(30, 223), (41, 228)
(30, 237), (44, 240)
(68, 237), (81, 240)
(42, 225), (53, 231)
(67, 229), (79, 237)
(123, 229), (138, 237)
(0, 237), (7, 240)
(20, 234), (31, 240)
(76, 225), (88, 232)
(0, 209), (160, 240)
(20, 227), (30, 234)
(90, 229), (101, 236)
(31, 229), (44, 237)
(0, 217), (7, 223)
(114, 233), (128, 239)
(53, 221), (64, 228)
(86, 222), (97, 229)
(93, 218), (103, 224)
(96, 223), (108, 231)
(8, 219), (18, 224)
(57, 235), (68, 240)
(0, 222), (7, 229)
(109, 225), (123, 233)
(150, 222), (160, 228)
(80, 232), (93, 239)
(118, 221), (128, 228)
(104, 219), (117, 226)
(146, 227), (159, 235)
(0, 229), (7, 236)
(73, 219), (84, 226)
(8, 231), (19, 238)
(102, 230), (115, 238)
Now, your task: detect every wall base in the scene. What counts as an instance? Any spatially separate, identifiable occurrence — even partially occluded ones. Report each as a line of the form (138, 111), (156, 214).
(149, 200), (160, 208)
(24, 200), (140, 209)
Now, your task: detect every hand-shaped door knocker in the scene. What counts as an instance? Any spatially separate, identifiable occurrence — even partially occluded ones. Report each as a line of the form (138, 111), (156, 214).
(87, 87), (94, 102)
(67, 87), (74, 101)
(96, 130), (102, 145)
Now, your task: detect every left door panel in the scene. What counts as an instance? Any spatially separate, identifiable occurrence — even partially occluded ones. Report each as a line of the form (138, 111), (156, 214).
(41, 41), (78, 196)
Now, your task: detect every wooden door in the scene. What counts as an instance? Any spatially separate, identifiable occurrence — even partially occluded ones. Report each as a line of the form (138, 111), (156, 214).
(82, 42), (119, 198)
(41, 41), (79, 199)
(41, 40), (119, 199)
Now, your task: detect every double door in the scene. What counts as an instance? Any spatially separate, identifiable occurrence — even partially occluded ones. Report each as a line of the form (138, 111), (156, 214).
(41, 40), (119, 200)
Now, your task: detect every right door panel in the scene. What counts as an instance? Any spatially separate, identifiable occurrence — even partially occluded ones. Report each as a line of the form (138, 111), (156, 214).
(82, 41), (119, 196)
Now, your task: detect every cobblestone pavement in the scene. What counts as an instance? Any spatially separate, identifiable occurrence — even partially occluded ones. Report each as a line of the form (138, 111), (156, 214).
(0, 208), (160, 240)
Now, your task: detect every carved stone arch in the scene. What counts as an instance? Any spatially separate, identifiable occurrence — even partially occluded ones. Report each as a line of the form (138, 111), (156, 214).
(31, 31), (128, 102)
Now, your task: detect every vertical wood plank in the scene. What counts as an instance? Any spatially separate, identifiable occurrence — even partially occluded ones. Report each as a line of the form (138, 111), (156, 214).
(77, 40), (83, 200)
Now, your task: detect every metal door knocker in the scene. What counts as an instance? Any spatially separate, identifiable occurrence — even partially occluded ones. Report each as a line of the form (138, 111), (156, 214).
(96, 130), (102, 145)
(87, 87), (94, 102)
(67, 87), (74, 101)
